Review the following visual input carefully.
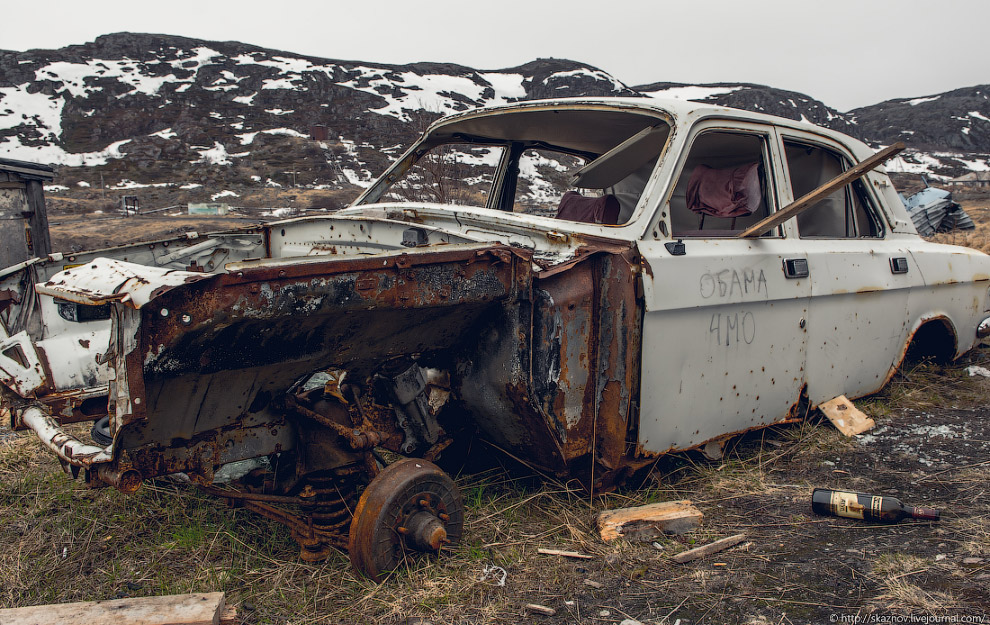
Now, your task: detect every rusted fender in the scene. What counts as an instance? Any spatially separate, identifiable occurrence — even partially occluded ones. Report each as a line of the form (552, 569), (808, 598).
(36, 257), (212, 308)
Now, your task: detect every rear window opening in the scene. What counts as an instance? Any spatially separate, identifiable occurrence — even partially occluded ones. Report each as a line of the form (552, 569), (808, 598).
(784, 140), (884, 239)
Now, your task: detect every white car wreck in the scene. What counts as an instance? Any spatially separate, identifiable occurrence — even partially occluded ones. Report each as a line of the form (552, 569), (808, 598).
(2, 98), (988, 579)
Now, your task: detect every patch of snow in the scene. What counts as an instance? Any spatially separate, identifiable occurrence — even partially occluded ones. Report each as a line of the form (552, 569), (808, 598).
(45, 184), (69, 192)
(953, 155), (990, 172)
(236, 128), (306, 145)
(0, 136), (131, 167)
(262, 128), (308, 139)
(906, 424), (966, 438)
(180, 183), (202, 190)
(969, 111), (990, 123)
(342, 167), (374, 187)
(76, 181), (90, 187)
(907, 95), (940, 106)
(883, 151), (951, 179)
(478, 72), (527, 99)
(233, 93), (257, 105)
(149, 128), (177, 139)
(265, 108), (294, 115)
(191, 141), (233, 165)
(545, 69), (625, 92)
(211, 190), (239, 201)
(261, 78), (299, 90)
(0, 84), (66, 140)
(110, 179), (171, 190)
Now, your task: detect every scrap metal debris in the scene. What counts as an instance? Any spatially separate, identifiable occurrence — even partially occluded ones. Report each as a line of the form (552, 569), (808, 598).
(901, 185), (975, 236)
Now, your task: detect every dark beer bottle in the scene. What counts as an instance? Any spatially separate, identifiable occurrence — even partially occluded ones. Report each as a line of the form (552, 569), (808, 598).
(811, 488), (940, 523)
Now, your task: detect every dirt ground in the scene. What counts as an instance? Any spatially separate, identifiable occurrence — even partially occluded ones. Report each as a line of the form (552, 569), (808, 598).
(1, 187), (988, 624)
(1, 359), (987, 624)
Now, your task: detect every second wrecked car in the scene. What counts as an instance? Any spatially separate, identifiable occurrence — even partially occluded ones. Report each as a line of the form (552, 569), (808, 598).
(3, 97), (989, 579)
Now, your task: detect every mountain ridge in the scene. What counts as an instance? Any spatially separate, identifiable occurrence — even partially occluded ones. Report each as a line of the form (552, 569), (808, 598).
(2, 32), (988, 209)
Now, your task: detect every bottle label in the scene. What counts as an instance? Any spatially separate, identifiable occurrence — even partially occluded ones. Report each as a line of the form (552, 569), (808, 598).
(871, 496), (883, 519)
(829, 491), (865, 519)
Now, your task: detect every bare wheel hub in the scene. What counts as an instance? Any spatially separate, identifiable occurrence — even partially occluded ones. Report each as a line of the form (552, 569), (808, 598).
(348, 458), (463, 581)
(401, 508), (448, 552)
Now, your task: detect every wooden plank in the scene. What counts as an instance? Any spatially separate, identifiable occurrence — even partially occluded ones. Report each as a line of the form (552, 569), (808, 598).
(672, 533), (747, 564)
(0, 592), (226, 625)
(737, 142), (905, 238)
(537, 548), (594, 559)
(596, 500), (703, 541)
(819, 394), (875, 436)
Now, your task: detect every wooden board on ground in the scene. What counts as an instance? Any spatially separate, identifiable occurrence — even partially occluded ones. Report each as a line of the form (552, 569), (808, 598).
(820, 395), (875, 436)
(673, 533), (747, 564)
(0, 592), (233, 625)
(596, 500), (703, 541)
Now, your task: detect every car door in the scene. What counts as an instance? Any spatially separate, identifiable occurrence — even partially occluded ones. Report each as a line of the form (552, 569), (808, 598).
(636, 121), (812, 455)
(778, 130), (924, 404)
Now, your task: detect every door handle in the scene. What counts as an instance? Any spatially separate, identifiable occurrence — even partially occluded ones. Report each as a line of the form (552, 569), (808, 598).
(783, 258), (809, 279)
(890, 257), (909, 274)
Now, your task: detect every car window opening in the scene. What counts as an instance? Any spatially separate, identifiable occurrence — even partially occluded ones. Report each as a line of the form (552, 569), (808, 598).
(369, 109), (672, 227)
(784, 140), (884, 239)
(670, 131), (775, 238)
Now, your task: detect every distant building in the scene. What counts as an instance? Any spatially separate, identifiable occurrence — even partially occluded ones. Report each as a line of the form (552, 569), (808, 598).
(0, 157), (54, 267)
(947, 172), (990, 187)
(188, 202), (229, 215)
(310, 125), (329, 141)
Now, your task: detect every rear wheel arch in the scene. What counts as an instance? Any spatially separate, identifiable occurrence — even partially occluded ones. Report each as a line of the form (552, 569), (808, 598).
(903, 315), (958, 365)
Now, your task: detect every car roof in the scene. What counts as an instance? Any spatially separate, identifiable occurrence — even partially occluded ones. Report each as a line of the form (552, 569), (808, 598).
(425, 97), (875, 159)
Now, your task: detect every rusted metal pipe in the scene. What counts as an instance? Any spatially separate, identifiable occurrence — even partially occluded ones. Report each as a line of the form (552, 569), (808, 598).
(286, 396), (385, 450)
(19, 405), (112, 466)
(93, 464), (143, 494)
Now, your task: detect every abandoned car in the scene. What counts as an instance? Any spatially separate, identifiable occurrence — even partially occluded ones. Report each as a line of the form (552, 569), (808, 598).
(2, 98), (989, 580)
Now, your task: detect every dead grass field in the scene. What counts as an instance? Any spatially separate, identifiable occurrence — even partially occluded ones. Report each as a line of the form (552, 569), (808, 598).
(2, 356), (988, 624)
(3, 189), (988, 624)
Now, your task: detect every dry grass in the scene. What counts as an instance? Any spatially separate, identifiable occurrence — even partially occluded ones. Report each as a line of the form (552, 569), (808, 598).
(929, 201), (990, 254)
(4, 242), (990, 623)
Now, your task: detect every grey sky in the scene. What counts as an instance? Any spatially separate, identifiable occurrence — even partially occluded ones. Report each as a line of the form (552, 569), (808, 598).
(2, 0), (986, 112)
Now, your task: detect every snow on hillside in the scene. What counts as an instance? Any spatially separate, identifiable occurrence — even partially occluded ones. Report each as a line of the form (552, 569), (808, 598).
(3, 33), (990, 193)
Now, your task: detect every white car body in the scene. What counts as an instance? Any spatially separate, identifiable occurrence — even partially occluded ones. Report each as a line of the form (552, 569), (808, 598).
(2, 97), (988, 493)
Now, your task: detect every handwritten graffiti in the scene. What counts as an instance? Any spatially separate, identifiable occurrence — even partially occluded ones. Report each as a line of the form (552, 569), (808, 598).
(699, 268), (768, 300)
(710, 311), (756, 346)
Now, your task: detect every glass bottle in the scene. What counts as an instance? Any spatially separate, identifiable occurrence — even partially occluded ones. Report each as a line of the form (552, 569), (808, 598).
(811, 488), (940, 523)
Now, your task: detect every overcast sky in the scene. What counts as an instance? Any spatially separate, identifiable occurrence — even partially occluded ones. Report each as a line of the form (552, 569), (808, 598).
(2, 0), (987, 112)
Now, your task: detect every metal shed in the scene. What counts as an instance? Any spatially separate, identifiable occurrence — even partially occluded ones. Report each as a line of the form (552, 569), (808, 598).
(0, 157), (54, 267)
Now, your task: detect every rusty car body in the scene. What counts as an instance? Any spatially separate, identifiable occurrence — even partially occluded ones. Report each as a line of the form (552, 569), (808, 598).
(3, 98), (989, 578)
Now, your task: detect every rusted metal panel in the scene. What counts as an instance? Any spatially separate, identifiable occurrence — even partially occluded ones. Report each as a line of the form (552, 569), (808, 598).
(37, 257), (213, 308)
(106, 244), (534, 476)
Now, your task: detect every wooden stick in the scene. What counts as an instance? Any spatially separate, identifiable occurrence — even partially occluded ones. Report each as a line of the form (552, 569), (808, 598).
(537, 547), (594, 559)
(672, 533), (747, 564)
(525, 603), (557, 616)
(737, 142), (904, 238)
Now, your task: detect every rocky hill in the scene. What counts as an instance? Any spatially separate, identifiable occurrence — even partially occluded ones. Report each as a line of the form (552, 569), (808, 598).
(2, 32), (988, 211)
